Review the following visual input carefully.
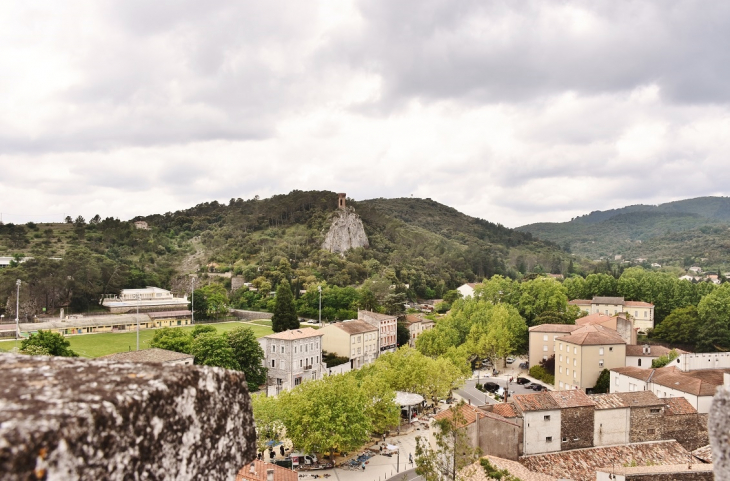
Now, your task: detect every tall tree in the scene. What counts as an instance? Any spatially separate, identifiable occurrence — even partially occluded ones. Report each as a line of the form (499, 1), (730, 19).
(227, 326), (267, 389)
(696, 284), (730, 351)
(190, 332), (241, 370)
(272, 280), (298, 332)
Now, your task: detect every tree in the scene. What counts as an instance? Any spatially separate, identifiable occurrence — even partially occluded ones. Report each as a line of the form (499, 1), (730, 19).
(89, 214), (101, 224)
(397, 320), (411, 346)
(199, 284), (229, 318)
(227, 326), (267, 389)
(251, 393), (286, 456)
(149, 327), (193, 353)
(415, 402), (482, 481)
(192, 289), (209, 321)
(593, 368), (610, 393)
(74, 216), (86, 226)
(696, 284), (730, 351)
(64, 216), (73, 224)
(651, 349), (679, 368)
(20, 330), (78, 357)
(517, 278), (569, 326)
(652, 306), (700, 345)
(272, 280), (298, 332)
(190, 332), (241, 370)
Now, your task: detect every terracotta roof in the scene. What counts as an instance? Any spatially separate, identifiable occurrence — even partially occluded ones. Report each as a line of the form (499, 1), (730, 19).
(236, 461), (297, 481)
(547, 390), (595, 408)
(358, 310), (397, 322)
(588, 391), (662, 409)
(625, 345), (687, 357)
(520, 440), (692, 481)
(575, 313), (614, 326)
(662, 396), (697, 415)
(329, 320), (376, 335)
(459, 456), (557, 481)
(98, 348), (193, 363)
(624, 300), (654, 307)
(596, 464), (713, 476)
(264, 328), (323, 341)
(568, 299), (591, 305)
(528, 324), (581, 333)
(592, 296), (626, 305)
(512, 392), (560, 412)
(611, 366), (655, 382)
(692, 444), (713, 463)
(404, 314), (425, 325)
(556, 324), (626, 346)
(612, 365), (730, 396)
(491, 403), (520, 418)
(433, 403), (486, 428)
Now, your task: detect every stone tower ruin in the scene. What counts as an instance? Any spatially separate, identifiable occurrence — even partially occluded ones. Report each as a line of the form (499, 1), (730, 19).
(338, 193), (346, 209)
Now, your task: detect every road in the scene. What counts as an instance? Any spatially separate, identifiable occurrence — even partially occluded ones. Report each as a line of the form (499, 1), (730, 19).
(454, 363), (552, 406)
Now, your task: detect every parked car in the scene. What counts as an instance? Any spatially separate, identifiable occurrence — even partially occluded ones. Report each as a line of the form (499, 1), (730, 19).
(516, 377), (530, 385)
(506, 357), (515, 364)
(483, 382), (500, 393)
(519, 361), (529, 369)
(530, 384), (546, 391)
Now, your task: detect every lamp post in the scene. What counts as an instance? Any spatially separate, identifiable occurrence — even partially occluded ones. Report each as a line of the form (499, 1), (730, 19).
(317, 285), (322, 324)
(136, 293), (140, 351)
(15, 279), (21, 342)
(191, 277), (197, 325)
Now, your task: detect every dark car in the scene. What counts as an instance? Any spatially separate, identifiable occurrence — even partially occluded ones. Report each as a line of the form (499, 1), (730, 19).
(516, 377), (530, 385)
(483, 382), (500, 393)
(531, 384), (546, 391)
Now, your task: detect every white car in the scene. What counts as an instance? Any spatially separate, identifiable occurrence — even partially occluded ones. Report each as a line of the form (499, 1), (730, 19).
(506, 357), (515, 364)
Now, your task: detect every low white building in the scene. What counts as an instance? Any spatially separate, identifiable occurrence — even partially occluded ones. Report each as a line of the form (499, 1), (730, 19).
(625, 345), (688, 369)
(457, 283), (479, 299)
(511, 393), (562, 455)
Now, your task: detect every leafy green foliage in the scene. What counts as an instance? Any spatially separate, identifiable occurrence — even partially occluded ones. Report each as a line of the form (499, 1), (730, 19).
(652, 306), (700, 345)
(150, 327), (193, 353)
(651, 349), (679, 368)
(190, 332), (240, 370)
(397, 320), (410, 346)
(20, 330), (77, 357)
(592, 369), (610, 393)
(529, 365), (554, 385)
(272, 280), (298, 332)
(696, 284), (730, 352)
(322, 351), (350, 368)
(227, 326), (267, 389)
(480, 458), (522, 481)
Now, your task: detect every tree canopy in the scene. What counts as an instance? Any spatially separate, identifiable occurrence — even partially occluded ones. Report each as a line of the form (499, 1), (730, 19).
(20, 330), (78, 357)
(271, 280), (299, 332)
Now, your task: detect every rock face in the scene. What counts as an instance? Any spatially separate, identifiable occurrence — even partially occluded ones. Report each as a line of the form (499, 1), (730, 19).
(0, 353), (256, 480)
(709, 385), (730, 480)
(321, 207), (369, 254)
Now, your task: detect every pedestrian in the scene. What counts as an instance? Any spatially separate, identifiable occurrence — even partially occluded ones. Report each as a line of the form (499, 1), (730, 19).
(361, 462), (366, 471)
(409, 453), (413, 465)
(379, 445), (383, 454)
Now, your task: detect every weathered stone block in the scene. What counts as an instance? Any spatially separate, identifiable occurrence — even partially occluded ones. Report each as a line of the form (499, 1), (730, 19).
(709, 385), (730, 480)
(0, 354), (256, 480)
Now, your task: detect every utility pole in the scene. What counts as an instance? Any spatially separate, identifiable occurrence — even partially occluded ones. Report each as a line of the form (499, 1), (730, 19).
(191, 276), (197, 325)
(136, 293), (140, 351)
(318, 285), (322, 324)
(15, 279), (21, 342)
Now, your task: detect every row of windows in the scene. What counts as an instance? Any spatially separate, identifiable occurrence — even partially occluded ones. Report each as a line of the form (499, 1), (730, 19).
(270, 356), (320, 369)
(270, 340), (319, 354)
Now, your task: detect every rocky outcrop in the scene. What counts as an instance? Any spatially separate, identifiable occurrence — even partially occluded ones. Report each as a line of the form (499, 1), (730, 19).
(709, 385), (730, 479)
(0, 353), (255, 480)
(321, 206), (369, 254)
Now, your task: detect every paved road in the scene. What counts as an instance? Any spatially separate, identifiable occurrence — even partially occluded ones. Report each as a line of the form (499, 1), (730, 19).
(455, 364), (553, 405)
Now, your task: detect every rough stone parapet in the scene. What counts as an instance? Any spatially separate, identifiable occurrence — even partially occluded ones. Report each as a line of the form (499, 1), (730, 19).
(0, 353), (255, 480)
(709, 385), (730, 480)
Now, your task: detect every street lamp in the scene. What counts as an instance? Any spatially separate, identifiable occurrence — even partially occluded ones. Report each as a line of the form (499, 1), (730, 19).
(15, 279), (21, 342)
(136, 293), (140, 351)
(191, 276), (197, 325)
(317, 285), (322, 324)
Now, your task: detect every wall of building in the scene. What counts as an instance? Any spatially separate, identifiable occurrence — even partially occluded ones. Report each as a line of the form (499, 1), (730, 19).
(528, 331), (563, 368)
(230, 309), (273, 321)
(560, 406), (594, 450)
(629, 406), (664, 443)
(594, 408), (630, 446)
(677, 352), (730, 371)
(522, 410), (561, 455)
(319, 325), (351, 359)
(478, 416), (523, 461)
(625, 355), (655, 368)
(580, 344), (626, 391)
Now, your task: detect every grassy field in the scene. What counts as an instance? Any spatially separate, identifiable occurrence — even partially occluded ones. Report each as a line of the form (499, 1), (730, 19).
(0, 321), (273, 358)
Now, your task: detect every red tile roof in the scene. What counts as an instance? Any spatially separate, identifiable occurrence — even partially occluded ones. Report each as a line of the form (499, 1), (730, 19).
(512, 392), (560, 412)
(575, 313), (613, 326)
(491, 403), (520, 418)
(547, 390), (595, 408)
(236, 461), (297, 481)
(329, 320), (377, 335)
(264, 328), (323, 340)
(528, 324), (581, 333)
(624, 301), (654, 307)
(612, 365), (730, 396)
(692, 445), (713, 463)
(433, 403), (486, 428)
(557, 324), (626, 346)
(625, 345), (688, 357)
(588, 391), (662, 409)
(662, 396), (697, 415)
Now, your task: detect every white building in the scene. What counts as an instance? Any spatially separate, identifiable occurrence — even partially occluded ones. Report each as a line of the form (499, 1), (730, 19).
(511, 392), (562, 455)
(260, 328), (324, 395)
(625, 345), (688, 369)
(457, 283), (479, 299)
(568, 297), (655, 333)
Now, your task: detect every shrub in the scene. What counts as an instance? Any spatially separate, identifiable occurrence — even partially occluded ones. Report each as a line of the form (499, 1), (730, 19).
(529, 365), (554, 385)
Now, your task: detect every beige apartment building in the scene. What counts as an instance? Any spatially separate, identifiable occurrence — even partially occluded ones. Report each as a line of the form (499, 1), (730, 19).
(319, 320), (378, 369)
(358, 310), (398, 354)
(554, 324), (626, 391)
(569, 297), (654, 333)
(528, 324), (582, 368)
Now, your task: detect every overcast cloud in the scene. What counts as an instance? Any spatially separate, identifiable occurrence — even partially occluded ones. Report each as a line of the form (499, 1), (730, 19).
(1, 0), (729, 228)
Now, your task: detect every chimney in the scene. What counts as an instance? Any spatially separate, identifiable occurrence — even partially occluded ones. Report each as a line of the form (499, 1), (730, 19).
(266, 468), (275, 481)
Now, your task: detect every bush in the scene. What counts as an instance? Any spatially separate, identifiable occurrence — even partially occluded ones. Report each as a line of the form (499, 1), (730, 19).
(529, 365), (554, 385)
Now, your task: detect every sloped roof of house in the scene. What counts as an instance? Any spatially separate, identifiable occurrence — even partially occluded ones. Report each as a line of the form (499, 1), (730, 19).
(512, 392), (560, 412)
(491, 403), (520, 418)
(433, 403), (486, 428)
(557, 324), (626, 346)
(99, 348), (193, 363)
(625, 345), (687, 357)
(568, 299), (591, 306)
(547, 389), (595, 408)
(460, 456), (558, 481)
(692, 444), (713, 463)
(662, 396), (697, 415)
(612, 365), (730, 396)
(528, 324), (581, 333)
(236, 460), (297, 481)
(358, 310), (397, 322)
(404, 314), (424, 325)
(264, 328), (323, 341)
(575, 313), (613, 326)
(588, 391), (662, 409)
(611, 365), (655, 382)
(595, 464), (713, 477)
(329, 320), (376, 335)
(624, 300), (654, 307)
(519, 440), (692, 481)
(592, 296), (626, 304)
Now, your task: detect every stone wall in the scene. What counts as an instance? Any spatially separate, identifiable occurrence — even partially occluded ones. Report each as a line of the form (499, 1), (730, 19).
(709, 385), (730, 480)
(477, 415), (523, 461)
(560, 406), (594, 450)
(663, 413), (709, 452)
(231, 309), (273, 320)
(0, 353), (256, 480)
(629, 406), (664, 443)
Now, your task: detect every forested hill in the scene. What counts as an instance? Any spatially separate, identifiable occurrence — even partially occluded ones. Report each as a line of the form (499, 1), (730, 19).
(517, 196), (730, 267)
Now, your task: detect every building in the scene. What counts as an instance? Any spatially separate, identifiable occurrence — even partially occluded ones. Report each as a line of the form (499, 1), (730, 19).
(403, 314), (434, 348)
(15, 311), (191, 337)
(236, 460), (297, 481)
(554, 324), (626, 391)
(575, 312), (637, 345)
(102, 287), (190, 314)
(457, 283), (479, 299)
(319, 320), (377, 369)
(260, 328), (324, 395)
(568, 297), (655, 332)
(625, 344), (688, 368)
(99, 348), (194, 365)
(610, 365), (730, 413)
(511, 392), (562, 455)
(528, 324), (581, 367)
(358, 310), (397, 354)
(133, 221), (149, 230)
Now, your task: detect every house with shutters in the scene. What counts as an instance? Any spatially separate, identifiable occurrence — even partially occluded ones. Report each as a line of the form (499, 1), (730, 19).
(260, 328), (323, 395)
(568, 297), (655, 333)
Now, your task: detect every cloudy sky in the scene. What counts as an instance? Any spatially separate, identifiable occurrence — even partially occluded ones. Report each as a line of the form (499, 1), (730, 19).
(1, 1), (729, 228)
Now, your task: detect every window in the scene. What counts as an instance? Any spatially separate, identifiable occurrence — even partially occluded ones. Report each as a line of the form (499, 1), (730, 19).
(559, 367), (563, 373)
(271, 345), (276, 353)
(543, 345), (548, 351)
(635, 311), (638, 317)
(599, 347), (604, 355)
(543, 334), (548, 341)
(615, 376), (619, 386)
(280, 346), (284, 354)
(559, 355), (563, 362)
(645, 311), (648, 318)
(559, 381), (564, 388)
(305, 344), (308, 353)
(543, 355), (548, 361)
(294, 377), (302, 386)
(599, 359), (604, 367)
(294, 346), (297, 354)
(560, 343), (563, 351)
(638, 359), (642, 367)
(650, 408), (661, 414)
(647, 428), (655, 434)
(573, 371), (577, 379)
(300, 359), (303, 367)
(574, 347), (577, 354)
(546, 437), (553, 443)
(544, 415), (551, 421)
(573, 359), (577, 366)
(271, 360), (276, 368)
(567, 369), (570, 376)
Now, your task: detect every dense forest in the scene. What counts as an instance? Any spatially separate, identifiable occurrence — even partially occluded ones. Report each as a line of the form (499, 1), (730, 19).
(1, 191), (578, 320)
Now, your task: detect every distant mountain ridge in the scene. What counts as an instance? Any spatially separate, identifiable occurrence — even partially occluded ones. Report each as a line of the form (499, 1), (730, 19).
(570, 196), (730, 224)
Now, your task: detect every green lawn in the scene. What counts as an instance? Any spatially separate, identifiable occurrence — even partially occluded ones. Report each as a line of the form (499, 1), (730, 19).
(0, 321), (273, 358)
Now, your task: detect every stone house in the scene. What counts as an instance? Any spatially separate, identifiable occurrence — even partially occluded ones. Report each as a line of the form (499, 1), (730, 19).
(548, 390), (594, 450)
(358, 310), (398, 354)
(554, 324), (626, 391)
(568, 297), (655, 333)
(260, 328), (323, 395)
(511, 392), (562, 455)
(662, 397), (709, 451)
(404, 314), (432, 348)
(319, 320), (377, 369)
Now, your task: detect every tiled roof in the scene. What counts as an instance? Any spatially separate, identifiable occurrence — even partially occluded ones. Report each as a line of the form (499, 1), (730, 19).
(528, 324), (581, 333)
(624, 300), (654, 307)
(330, 320), (376, 335)
(98, 348), (193, 363)
(662, 396), (697, 415)
(512, 392), (559, 412)
(491, 403), (520, 418)
(404, 314), (424, 325)
(433, 403), (485, 428)
(520, 440), (692, 481)
(596, 464), (713, 476)
(611, 366), (655, 381)
(236, 461), (297, 481)
(358, 310), (397, 322)
(692, 444), (713, 463)
(547, 390), (595, 408)
(568, 299), (591, 305)
(588, 391), (661, 409)
(574, 313), (613, 326)
(264, 328), (323, 341)
(612, 365), (730, 396)
(625, 345), (688, 357)
(459, 456), (557, 481)
(557, 324), (626, 346)
(592, 296), (626, 305)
